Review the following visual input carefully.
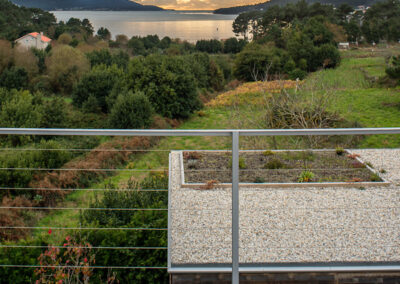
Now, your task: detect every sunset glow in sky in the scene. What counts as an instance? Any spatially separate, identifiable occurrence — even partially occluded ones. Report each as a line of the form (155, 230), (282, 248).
(135, 0), (263, 10)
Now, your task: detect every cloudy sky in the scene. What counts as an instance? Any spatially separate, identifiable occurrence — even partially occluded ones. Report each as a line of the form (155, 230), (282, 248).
(135, 0), (262, 10)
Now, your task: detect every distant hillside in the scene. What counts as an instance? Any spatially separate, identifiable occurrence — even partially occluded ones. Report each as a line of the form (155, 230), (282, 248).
(11, 0), (164, 11)
(214, 0), (379, 14)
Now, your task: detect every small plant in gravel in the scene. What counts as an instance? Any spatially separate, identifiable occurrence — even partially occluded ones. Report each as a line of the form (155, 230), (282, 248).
(262, 150), (275, 156)
(254, 177), (265, 183)
(184, 151), (202, 160)
(298, 171), (315, 183)
(264, 158), (285, 169)
(370, 173), (382, 182)
(200, 180), (219, 190)
(365, 162), (373, 168)
(335, 147), (345, 156)
(358, 186), (366, 191)
(380, 169), (387, 174)
(229, 157), (247, 169)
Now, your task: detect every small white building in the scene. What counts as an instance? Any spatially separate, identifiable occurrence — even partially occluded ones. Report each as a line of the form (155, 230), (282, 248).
(338, 42), (350, 49)
(15, 32), (51, 50)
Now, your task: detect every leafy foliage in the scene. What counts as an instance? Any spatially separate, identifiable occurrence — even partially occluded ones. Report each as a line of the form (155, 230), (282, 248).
(0, 0), (56, 41)
(386, 55), (400, 82)
(72, 64), (124, 113)
(128, 55), (201, 118)
(80, 173), (168, 283)
(109, 91), (154, 129)
(46, 45), (90, 94)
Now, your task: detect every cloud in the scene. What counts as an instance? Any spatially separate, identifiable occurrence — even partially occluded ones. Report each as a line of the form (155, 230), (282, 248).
(135, 0), (261, 10)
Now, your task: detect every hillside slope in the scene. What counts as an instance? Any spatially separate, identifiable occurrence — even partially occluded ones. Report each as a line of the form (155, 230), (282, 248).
(214, 0), (379, 14)
(11, 0), (164, 11)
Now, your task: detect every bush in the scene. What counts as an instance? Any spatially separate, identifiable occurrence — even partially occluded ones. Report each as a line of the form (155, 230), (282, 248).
(315, 44), (341, 69)
(196, 39), (223, 53)
(0, 140), (71, 192)
(57, 33), (72, 44)
(386, 55), (400, 81)
(109, 91), (153, 129)
(41, 97), (68, 128)
(298, 171), (315, 182)
(264, 158), (285, 169)
(72, 64), (124, 113)
(46, 45), (90, 94)
(234, 44), (288, 81)
(223, 38), (247, 54)
(289, 68), (307, 80)
(80, 173), (168, 283)
(128, 55), (201, 119)
(0, 67), (28, 90)
(335, 147), (345, 156)
(229, 157), (247, 169)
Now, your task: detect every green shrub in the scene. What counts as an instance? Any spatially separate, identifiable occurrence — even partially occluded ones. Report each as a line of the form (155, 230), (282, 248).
(128, 55), (201, 119)
(264, 158), (285, 169)
(298, 171), (315, 182)
(254, 177), (265, 183)
(0, 140), (71, 193)
(229, 157), (247, 169)
(0, 66), (28, 90)
(335, 147), (345, 156)
(72, 64), (124, 113)
(263, 150), (275, 156)
(316, 44), (341, 69)
(80, 172), (168, 283)
(386, 55), (400, 82)
(370, 173), (382, 182)
(288, 68), (307, 80)
(108, 91), (153, 129)
(233, 43), (288, 81)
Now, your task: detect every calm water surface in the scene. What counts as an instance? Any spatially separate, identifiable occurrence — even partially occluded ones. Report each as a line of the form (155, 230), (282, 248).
(52, 11), (237, 42)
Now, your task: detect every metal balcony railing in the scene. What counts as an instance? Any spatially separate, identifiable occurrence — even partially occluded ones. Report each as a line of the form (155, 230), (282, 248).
(1, 128), (400, 284)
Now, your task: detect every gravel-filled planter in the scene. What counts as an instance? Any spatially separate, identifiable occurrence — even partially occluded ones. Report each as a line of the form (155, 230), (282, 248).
(168, 150), (400, 266)
(180, 150), (389, 188)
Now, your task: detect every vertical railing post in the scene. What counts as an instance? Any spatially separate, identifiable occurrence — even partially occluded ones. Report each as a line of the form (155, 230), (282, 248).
(231, 131), (239, 284)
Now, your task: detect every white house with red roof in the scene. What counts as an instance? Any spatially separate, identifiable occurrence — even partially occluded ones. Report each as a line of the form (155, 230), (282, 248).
(15, 32), (51, 50)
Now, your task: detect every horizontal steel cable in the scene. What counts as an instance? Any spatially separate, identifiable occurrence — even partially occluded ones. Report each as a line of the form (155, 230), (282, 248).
(1, 206), (399, 211)
(0, 148), (170, 152)
(0, 168), (167, 172)
(0, 226), (167, 231)
(0, 245), (167, 250)
(0, 207), (168, 211)
(0, 264), (167, 269)
(0, 187), (168, 192)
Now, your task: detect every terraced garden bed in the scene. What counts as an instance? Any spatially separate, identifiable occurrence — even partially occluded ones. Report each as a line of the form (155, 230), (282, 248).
(181, 150), (388, 187)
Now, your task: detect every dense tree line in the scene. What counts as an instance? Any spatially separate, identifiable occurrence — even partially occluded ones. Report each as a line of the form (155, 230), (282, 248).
(233, 0), (400, 44)
(232, 1), (346, 81)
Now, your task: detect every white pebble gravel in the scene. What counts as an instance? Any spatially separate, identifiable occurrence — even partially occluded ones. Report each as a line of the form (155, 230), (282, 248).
(169, 150), (400, 265)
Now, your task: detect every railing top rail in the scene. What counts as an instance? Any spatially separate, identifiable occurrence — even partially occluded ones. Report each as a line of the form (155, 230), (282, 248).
(1, 127), (400, 136)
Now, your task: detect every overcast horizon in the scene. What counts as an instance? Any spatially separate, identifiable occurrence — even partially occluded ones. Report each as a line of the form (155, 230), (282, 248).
(135, 0), (264, 10)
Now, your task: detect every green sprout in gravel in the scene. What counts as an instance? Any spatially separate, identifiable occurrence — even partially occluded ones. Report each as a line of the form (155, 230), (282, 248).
(370, 173), (382, 182)
(264, 158), (285, 169)
(335, 147), (345, 156)
(263, 150), (275, 156)
(229, 157), (247, 169)
(298, 171), (315, 183)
